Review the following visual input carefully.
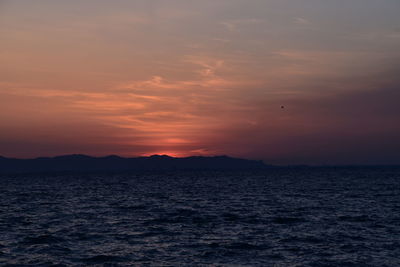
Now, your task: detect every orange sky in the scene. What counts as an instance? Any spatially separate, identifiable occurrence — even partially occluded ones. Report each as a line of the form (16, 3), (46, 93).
(1, 0), (400, 164)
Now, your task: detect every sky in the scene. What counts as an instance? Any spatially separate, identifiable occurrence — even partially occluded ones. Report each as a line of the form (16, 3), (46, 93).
(1, 0), (400, 165)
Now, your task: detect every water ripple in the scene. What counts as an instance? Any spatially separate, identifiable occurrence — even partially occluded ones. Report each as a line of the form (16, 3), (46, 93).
(0, 168), (399, 266)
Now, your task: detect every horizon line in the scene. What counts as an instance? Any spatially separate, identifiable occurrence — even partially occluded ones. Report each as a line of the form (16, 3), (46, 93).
(1, 154), (399, 167)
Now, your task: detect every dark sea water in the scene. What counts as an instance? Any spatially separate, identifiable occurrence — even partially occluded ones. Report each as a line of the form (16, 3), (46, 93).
(1, 168), (400, 266)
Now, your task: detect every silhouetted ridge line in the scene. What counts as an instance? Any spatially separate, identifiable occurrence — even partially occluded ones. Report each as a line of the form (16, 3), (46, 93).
(0, 154), (268, 173)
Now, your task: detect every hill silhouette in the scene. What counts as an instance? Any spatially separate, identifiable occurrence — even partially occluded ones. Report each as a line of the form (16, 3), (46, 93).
(0, 154), (268, 173)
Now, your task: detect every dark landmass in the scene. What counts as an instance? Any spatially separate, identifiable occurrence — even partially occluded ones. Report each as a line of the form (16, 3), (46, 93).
(0, 154), (269, 173)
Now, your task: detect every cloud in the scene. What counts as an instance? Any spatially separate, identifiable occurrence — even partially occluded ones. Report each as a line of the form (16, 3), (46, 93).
(294, 17), (311, 25)
(1, 0), (400, 163)
(221, 18), (264, 32)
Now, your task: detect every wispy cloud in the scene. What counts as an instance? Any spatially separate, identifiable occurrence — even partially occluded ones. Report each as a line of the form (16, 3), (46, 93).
(221, 18), (264, 32)
(1, 0), (400, 163)
(294, 17), (311, 25)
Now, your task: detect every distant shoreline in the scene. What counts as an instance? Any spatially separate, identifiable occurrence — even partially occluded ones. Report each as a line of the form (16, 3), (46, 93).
(0, 154), (268, 173)
(1, 154), (399, 174)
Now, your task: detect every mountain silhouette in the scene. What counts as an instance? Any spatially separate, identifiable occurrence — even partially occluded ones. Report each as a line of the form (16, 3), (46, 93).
(0, 154), (268, 173)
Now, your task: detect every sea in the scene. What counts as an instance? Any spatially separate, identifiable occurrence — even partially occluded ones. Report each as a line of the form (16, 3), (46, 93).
(1, 168), (399, 266)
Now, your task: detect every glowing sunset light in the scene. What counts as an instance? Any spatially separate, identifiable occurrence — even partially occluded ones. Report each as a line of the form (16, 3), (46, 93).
(141, 151), (188, 158)
(1, 0), (400, 164)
